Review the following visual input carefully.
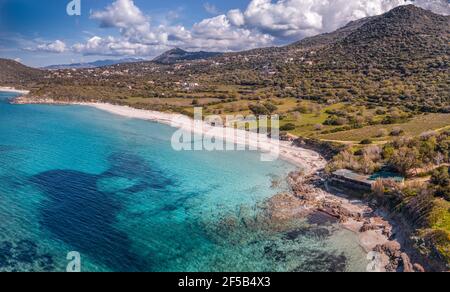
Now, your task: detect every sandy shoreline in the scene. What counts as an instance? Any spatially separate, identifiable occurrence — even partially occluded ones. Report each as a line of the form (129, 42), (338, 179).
(0, 87), (30, 95)
(89, 103), (327, 172)
(10, 97), (327, 174)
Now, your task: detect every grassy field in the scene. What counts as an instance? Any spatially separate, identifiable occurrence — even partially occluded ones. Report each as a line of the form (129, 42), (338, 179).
(318, 113), (450, 142)
(201, 98), (350, 136)
(279, 102), (345, 136)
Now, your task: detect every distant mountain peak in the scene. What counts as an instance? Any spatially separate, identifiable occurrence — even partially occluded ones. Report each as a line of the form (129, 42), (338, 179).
(314, 3), (450, 67)
(390, 3), (428, 14)
(153, 48), (222, 64)
(167, 48), (187, 54)
(383, 3), (444, 20)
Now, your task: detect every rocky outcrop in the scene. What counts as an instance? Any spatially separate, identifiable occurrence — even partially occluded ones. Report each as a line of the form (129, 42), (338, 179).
(293, 138), (347, 160)
(287, 170), (425, 272)
(373, 242), (425, 272)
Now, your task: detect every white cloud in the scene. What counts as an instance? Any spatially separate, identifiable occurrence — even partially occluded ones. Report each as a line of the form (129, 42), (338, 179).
(227, 9), (245, 27)
(29, 40), (67, 53)
(192, 0), (450, 49)
(72, 36), (165, 56)
(235, 0), (450, 40)
(74, 0), (272, 57)
(90, 0), (166, 45)
(190, 15), (273, 51)
(412, 0), (450, 14)
(70, 0), (450, 58)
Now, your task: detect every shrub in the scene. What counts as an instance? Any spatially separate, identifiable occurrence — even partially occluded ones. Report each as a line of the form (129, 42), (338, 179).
(280, 123), (296, 131)
(390, 127), (405, 137)
(263, 102), (278, 114)
(430, 167), (450, 200)
(314, 124), (324, 131)
(420, 131), (438, 140)
(248, 104), (269, 115)
(376, 128), (388, 138)
(324, 116), (347, 126)
(354, 149), (365, 156)
(372, 179), (386, 198)
(360, 139), (373, 145)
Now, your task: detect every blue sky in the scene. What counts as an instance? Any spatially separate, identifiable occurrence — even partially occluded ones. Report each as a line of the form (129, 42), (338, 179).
(0, 0), (449, 67)
(0, 0), (249, 66)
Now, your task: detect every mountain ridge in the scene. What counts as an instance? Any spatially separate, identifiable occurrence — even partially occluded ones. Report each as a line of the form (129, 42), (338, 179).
(43, 58), (146, 70)
(0, 59), (43, 87)
(153, 48), (222, 64)
(1, 5), (448, 110)
(317, 4), (450, 67)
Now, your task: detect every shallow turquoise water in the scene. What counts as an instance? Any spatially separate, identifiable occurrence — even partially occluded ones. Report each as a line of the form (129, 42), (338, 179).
(0, 91), (367, 272)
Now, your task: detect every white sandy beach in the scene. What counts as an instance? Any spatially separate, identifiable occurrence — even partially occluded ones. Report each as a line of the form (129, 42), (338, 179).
(86, 103), (327, 173)
(0, 86), (30, 95)
(10, 96), (326, 172)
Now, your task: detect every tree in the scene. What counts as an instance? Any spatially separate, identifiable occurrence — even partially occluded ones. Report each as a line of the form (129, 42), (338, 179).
(388, 147), (421, 176)
(430, 167), (450, 188)
(280, 123), (296, 131)
(360, 139), (373, 145)
(248, 104), (269, 116)
(263, 102), (278, 114)
(430, 167), (450, 200)
(382, 145), (395, 160)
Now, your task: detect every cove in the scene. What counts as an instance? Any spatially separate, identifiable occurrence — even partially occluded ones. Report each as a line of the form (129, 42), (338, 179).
(0, 91), (368, 271)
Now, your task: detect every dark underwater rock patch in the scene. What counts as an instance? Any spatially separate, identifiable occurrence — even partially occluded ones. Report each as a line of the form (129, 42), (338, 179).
(307, 211), (339, 225)
(283, 226), (331, 241)
(292, 251), (347, 272)
(263, 240), (347, 272)
(103, 152), (176, 193)
(0, 239), (55, 272)
(31, 169), (150, 271)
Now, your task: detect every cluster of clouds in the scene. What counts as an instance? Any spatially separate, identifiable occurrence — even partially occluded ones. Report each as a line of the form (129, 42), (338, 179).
(26, 39), (67, 53)
(32, 0), (450, 58)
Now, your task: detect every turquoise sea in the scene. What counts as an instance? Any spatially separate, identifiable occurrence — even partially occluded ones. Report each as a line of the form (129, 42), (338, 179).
(0, 91), (368, 272)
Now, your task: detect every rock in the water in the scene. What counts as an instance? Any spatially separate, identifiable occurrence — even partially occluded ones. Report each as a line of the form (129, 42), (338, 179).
(374, 241), (402, 272)
(401, 252), (414, 272)
(413, 263), (425, 273)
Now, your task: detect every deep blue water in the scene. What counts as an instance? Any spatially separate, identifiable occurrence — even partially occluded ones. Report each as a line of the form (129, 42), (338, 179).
(0, 91), (367, 272)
